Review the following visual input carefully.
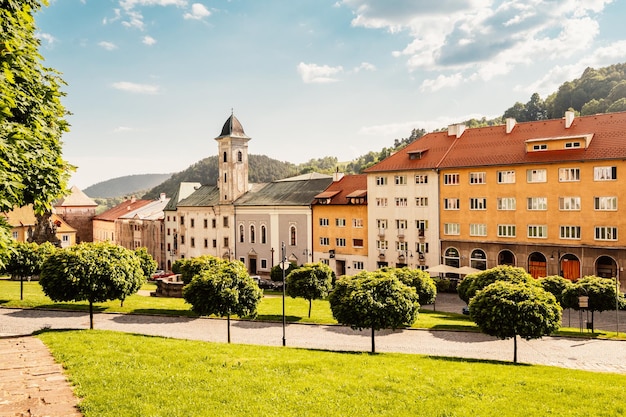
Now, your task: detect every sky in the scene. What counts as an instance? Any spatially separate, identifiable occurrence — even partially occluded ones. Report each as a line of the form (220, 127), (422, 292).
(34, 0), (626, 189)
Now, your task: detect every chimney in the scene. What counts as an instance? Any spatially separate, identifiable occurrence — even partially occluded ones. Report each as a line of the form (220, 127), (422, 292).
(160, 193), (166, 202)
(130, 196), (136, 203)
(333, 167), (344, 182)
(565, 111), (575, 128)
(447, 124), (466, 138)
(505, 118), (516, 134)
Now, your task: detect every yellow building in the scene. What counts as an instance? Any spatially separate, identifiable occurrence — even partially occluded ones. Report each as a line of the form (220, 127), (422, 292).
(437, 111), (626, 286)
(3, 205), (77, 247)
(312, 174), (368, 276)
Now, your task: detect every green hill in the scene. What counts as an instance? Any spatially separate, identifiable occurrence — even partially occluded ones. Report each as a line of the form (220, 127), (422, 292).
(84, 173), (173, 198)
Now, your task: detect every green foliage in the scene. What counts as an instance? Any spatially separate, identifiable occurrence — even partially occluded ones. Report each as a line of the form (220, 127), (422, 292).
(562, 276), (621, 313)
(4, 241), (41, 278)
(457, 265), (536, 304)
(286, 263), (334, 318)
(0, 0), (72, 262)
(382, 266), (437, 305)
(469, 281), (562, 362)
(270, 261), (297, 282)
(503, 92), (547, 122)
(84, 174), (173, 198)
(39, 242), (144, 327)
(134, 247), (157, 279)
(538, 275), (573, 307)
(182, 260), (262, 319)
(329, 271), (420, 333)
(175, 255), (228, 284)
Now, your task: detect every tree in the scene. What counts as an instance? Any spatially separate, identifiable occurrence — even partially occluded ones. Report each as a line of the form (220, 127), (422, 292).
(183, 260), (262, 343)
(383, 267), (436, 305)
(3, 241), (53, 299)
(0, 0), (72, 267)
(562, 276), (622, 332)
(469, 281), (562, 363)
(286, 263), (334, 318)
(174, 255), (228, 284)
(270, 261), (297, 282)
(134, 247), (157, 279)
(39, 242), (145, 329)
(538, 275), (573, 307)
(457, 265), (536, 304)
(329, 271), (420, 353)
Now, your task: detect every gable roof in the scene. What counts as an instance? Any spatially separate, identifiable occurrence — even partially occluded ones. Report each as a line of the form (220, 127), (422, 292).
(164, 182), (202, 211)
(55, 185), (98, 207)
(236, 177), (334, 206)
(93, 199), (153, 222)
(119, 198), (171, 221)
(3, 205), (76, 233)
(313, 174), (367, 205)
(176, 185), (220, 207)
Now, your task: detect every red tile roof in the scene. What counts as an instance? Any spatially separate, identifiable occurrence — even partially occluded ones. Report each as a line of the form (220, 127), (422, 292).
(314, 174), (367, 205)
(366, 111), (626, 171)
(93, 199), (153, 222)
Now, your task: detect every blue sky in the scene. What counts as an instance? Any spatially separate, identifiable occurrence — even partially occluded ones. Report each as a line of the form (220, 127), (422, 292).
(35, 0), (626, 189)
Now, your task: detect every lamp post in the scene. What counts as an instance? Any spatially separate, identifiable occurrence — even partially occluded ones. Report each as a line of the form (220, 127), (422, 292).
(281, 241), (287, 346)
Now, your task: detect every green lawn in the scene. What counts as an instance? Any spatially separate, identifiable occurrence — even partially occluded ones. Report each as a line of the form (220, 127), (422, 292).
(38, 330), (626, 417)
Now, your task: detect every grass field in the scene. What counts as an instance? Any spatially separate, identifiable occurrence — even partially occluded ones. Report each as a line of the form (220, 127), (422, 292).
(38, 330), (626, 417)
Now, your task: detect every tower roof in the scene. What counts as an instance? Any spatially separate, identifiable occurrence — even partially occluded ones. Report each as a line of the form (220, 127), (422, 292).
(216, 114), (250, 139)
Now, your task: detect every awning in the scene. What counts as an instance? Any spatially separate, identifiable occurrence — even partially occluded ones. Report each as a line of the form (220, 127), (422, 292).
(425, 264), (460, 274)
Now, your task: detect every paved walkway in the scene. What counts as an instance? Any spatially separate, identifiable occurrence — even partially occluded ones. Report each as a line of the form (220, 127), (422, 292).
(2, 293), (626, 416)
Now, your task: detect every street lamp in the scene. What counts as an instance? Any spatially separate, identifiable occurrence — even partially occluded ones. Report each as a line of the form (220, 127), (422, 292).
(280, 242), (287, 346)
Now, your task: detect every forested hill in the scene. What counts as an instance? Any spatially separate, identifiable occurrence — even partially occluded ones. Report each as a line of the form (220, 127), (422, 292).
(84, 173), (173, 198)
(142, 154), (297, 199)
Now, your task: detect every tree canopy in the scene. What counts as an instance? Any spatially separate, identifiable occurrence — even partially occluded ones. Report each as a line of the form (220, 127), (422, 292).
(457, 265), (536, 304)
(382, 266), (436, 305)
(286, 262), (334, 318)
(561, 276), (622, 332)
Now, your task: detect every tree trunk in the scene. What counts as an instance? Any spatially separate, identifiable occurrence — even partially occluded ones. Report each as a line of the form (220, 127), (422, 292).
(371, 327), (376, 354)
(227, 314), (231, 343)
(513, 334), (517, 363)
(308, 299), (312, 318)
(20, 275), (24, 300)
(89, 301), (94, 330)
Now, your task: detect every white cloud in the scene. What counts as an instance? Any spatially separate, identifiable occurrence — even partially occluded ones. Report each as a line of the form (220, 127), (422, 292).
(36, 32), (56, 46)
(116, 0), (188, 30)
(142, 35), (157, 45)
(420, 73), (463, 92)
(183, 3), (211, 20)
(353, 62), (376, 72)
(120, 0), (187, 10)
(112, 81), (160, 94)
(358, 112), (488, 137)
(297, 62), (343, 83)
(98, 41), (118, 51)
(113, 126), (137, 133)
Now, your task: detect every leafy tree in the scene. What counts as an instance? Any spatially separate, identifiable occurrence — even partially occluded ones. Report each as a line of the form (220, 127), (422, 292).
(39, 242), (144, 329)
(134, 247), (157, 279)
(286, 263), (334, 317)
(0, 0), (72, 266)
(3, 241), (54, 299)
(270, 261), (297, 282)
(469, 281), (562, 363)
(538, 275), (573, 307)
(562, 276), (622, 332)
(183, 261), (262, 343)
(457, 265), (536, 304)
(173, 255), (228, 284)
(329, 271), (420, 353)
(382, 267), (436, 305)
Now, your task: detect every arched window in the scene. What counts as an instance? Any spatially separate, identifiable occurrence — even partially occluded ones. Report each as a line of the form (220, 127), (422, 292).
(261, 225), (267, 244)
(224, 173), (227, 183)
(444, 247), (460, 268)
(223, 151), (227, 163)
(237, 151), (243, 162)
(250, 225), (256, 244)
(470, 249), (487, 270)
(239, 224), (244, 243)
(290, 226), (297, 246)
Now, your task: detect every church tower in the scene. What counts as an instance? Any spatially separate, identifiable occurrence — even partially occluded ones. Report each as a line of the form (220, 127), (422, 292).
(215, 113), (250, 203)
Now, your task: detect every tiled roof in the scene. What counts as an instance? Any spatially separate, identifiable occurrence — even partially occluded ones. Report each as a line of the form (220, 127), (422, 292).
(176, 186), (220, 207)
(313, 174), (367, 205)
(119, 198), (170, 220)
(3, 206), (37, 227)
(236, 177), (334, 206)
(55, 186), (98, 207)
(93, 199), (153, 222)
(164, 182), (202, 211)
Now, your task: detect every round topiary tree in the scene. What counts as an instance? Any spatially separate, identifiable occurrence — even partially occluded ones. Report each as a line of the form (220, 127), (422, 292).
(270, 261), (297, 282)
(286, 262), (334, 318)
(329, 270), (420, 353)
(562, 275), (621, 332)
(134, 247), (157, 280)
(458, 265), (537, 304)
(183, 260), (262, 343)
(383, 267), (437, 305)
(3, 241), (54, 300)
(469, 281), (562, 363)
(175, 255), (228, 284)
(538, 275), (573, 307)
(39, 242), (145, 329)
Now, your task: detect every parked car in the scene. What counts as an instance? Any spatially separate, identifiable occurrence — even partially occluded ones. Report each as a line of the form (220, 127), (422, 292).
(251, 275), (281, 290)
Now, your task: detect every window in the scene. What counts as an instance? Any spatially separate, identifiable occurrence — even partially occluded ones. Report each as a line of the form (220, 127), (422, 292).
(223, 151), (227, 162)
(237, 151), (243, 162)
(469, 172), (486, 184)
(377, 240), (388, 250)
(212, 239), (217, 248)
(62, 235), (69, 242)
(394, 175), (407, 185)
(223, 216), (229, 227)
(189, 218), (195, 228)
(594, 166), (617, 181)
(377, 219), (388, 229)
(497, 170), (515, 184)
(396, 219), (407, 229)
(353, 261), (364, 270)
(223, 237), (229, 247)
(261, 259), (267, 269)
(417, 242), (429, 254)
(212, 219), (217, 228)
(167, 228), (171, 236)
(396, 241), (408, 251)
(239, 224), (244, 243)
(595, 226), (618, 241)
(497, 225), (516, 237)
(527, 169), (547, 183)
(532, 144), (547, 151)
(180, 216), (185, 225)
(320, 237), (330, 246)
(595, 196), (618, 211)
(353, 218), (363, 228)
(376, 176), (388, 186)
(395, 197), (408, 207)
(376, 198), (388, 207)
(444, 223), (460, 235)
(353, 239), (364, 248)
(444, 173), (460, 185)
(415, 175), (428, 184)
(470, 223), (487, 236)
(415, 197), (428, 207)
(497, 197), (516, 210)
(190, 238), (195, 248)
(444, 198), (460, 210)
(559, 197), (581, 211)
(204, 239), (208, 248)
(560, 226), (581, 240)
(319, 218), (329, 226)
(290, 226), (297, 246)
(565, 142), (581, 148)
(527, 197), (547, 211)
(204, 219), (208, 228)
(250, 225), (256, 244)
(470, 198), (487, 210)
(261, 225), (267, 244)
(336, 218), (346, 227)
(336, 238), (346, 247)
(527, 225), (547, 238)
(180, 235), (185, 245)
(559, 168), (580, 182)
